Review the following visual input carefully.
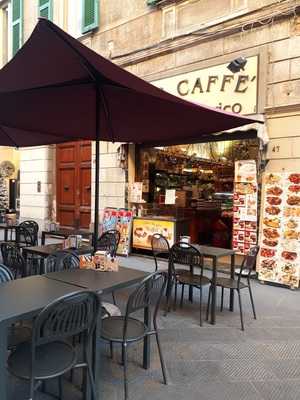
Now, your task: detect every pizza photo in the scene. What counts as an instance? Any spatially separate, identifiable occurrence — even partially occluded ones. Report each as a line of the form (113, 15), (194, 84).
(265, 206), (281, 215)
(287, 196), (300, 206)
(260, 248), (275, 258)
(266, 196), (282, 206)
(263, 217), (280, 228)
(262, 239), (278, 247)
(263, 228), (280, 239)
(265, 173), (281, 184)
(281, 251), (297, 261)
(266, 186), (283, 196)
(288, 185), (300, 193)
(288, 173), (300, 184)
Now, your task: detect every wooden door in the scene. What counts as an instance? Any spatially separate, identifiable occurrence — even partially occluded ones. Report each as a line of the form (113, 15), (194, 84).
(56, 141), (91, 229)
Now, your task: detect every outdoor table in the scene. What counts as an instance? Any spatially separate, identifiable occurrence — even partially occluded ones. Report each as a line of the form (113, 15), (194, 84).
(0, 275), (86, 400)
(194, 245), (235, 325)
(0, 223), (19, 243)
(22, 243), (93, 275)
(45, 267), (149, 397)
(41, 228), (94, 245)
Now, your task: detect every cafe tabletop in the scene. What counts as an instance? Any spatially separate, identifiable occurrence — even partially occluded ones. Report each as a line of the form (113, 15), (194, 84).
(22, 243), (93, 258)
(45, 266), (148, 294)
(193, 244), (235, 258)
(0, 275), (84, 324)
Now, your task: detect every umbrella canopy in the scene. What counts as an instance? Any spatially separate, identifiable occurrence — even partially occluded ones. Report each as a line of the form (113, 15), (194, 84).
(0, 19), (260, 147)
(0, 19), (262, 249)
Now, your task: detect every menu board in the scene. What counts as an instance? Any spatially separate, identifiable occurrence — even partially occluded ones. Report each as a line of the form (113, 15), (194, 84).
(232, 160), (258, 255)
(101, 208), (133, 256)
(258, 172), (300, 288)
(128, 182), (143, 203)
(132, 218), (175, 250)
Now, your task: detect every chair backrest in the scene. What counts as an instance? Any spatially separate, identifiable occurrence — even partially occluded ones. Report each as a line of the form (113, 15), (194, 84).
(19, 220), (39, 235)
(124, 271), (167, 340)
(17, 225), (36, 247)
(151, 234), (170, 271)
(97, 229), (120, 257)
(32, 291), (100, 347)
(45, 250), (80, 274)
(238, 246), (259, 282)
(0, 263), (14, 282)
(0, 243), (26, 278)
(169, 242), (202, 276)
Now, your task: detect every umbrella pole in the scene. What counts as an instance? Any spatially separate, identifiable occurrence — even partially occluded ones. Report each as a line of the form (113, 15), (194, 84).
(93, 92), (100, 253)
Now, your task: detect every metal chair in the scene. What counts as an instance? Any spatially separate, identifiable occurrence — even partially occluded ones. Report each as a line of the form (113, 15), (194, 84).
(96, 229), (120, 257)
(167, 242), (211, 326)
(101, 271), (168, 400)
(0, 263), (32, 349)
(44, 250), (80, 274)
(151, 233), (170, 271)
(19, 220), (39, 246)
(206, 246), (259, 331)
(0, 242), (27, 278)
(7, 290), (100, 400)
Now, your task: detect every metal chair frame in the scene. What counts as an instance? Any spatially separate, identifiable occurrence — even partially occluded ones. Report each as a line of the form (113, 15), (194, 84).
(8, 290), (100, 400)
(151, 233), (170, 272)
(167, 242), (211, 326)
(0, 242), (27, 278)
(19, 220), (39, 246)
(44, 250), (80, 274)
(206, 246), (259, 331)
(96, 229), (120, 257)
(101, 271), (168, 400)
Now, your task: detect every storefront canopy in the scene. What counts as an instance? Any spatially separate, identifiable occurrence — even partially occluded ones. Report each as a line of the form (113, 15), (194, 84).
(0, 19), (262, 148)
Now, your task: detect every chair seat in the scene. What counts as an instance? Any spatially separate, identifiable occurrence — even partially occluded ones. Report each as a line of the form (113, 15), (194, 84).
(8, 341), (77, 380)
(215, 277), (247, 289)
(8, 325), (32, 349)
(102, 302), (121, 318)
(101, 316), (147, 343)
(177, 272), (211, 287)
(235, 267), (257, 277)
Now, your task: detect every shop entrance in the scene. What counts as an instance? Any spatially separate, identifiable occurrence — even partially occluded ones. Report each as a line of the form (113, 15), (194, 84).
(56, 141), (91, 229)
(131, 137), (260, 254)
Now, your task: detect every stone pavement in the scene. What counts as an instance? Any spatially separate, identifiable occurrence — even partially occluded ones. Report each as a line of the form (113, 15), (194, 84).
(8, 254), (300, 400)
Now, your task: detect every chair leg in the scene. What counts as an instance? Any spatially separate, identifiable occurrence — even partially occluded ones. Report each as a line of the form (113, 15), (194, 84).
(110, 341), (114, 359)
(86, 354), (98, 400)
(112, 291), (117, 305)
(173, 282), (178, 311)
(237, 289), (244, 331)
(122, 343), (129, 400)
(155, 332), (168, 385)
(180, 284), (185, 308)
(165, 279), (173, 315)
(220, 286), (224, 312)
(248, 283), (257, 320)
(30, 377), (35, 400)
(206, 286), (211, 321)
(58, 376), (63, 400)
(199, 286), (203, 327)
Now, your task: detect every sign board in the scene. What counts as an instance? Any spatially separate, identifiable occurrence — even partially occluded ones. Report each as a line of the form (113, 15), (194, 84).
(132, 218), (175, 250)
(152, 56), (258, 115)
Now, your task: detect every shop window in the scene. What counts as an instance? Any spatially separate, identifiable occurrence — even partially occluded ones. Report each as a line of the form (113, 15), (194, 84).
(38, 0), (52, 20)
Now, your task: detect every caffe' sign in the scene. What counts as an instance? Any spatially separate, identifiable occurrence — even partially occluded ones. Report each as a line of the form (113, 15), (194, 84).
(152, 55), (258, 115)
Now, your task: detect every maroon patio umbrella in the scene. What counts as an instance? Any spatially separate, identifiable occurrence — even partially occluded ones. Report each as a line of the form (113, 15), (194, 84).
(0, 19), (261, 248)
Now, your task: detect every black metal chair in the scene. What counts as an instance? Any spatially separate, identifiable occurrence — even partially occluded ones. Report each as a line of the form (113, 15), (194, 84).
(96, 229), (120, 257)
(151, 233), (170, 271)
(167, 242), (211, 326)
(44, 250), (80, 274)
(19, 220), (39, 246)
(206, 246), (259, 331)
(0, 263), (32, 349)
(0, 242), (27, 278)
(101, 271), (168, 400)
(7, 290), (100, 400)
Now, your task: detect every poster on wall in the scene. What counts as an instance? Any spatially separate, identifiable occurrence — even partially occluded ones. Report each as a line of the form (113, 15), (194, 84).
(258, 172), (300, 288)
(101, 208), (133, 256)
(132, 218), (175, 250)
(232, 160), (258, 255)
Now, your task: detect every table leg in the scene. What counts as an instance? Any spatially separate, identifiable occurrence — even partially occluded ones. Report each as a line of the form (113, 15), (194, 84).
(210, 256), (217, 325)
(0, 322), (8, 400)
(229, 254), (235, 312)
(94, 298), (102, 399)
(41, 232), (46, 245)
(4, 227), (8, 242)
(23, 249), (28, 277)
(189, 265), (194, 302)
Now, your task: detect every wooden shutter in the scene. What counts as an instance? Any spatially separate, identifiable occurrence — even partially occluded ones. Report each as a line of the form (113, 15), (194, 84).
(12, 0), (23, 56)
(82, 0), (99, 34)
(39, 0), (52, 20)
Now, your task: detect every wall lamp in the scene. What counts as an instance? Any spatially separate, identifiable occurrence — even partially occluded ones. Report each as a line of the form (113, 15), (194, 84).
(227, 57), (247, 73)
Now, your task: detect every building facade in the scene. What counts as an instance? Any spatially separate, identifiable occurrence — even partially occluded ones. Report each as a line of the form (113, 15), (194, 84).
(0, 0), (300, 228)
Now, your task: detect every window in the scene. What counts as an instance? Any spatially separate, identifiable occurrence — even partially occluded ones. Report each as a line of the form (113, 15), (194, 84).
(39, 0), (52, 20)
(82, 0), (99, 34)
(0, 5), (9, 66)
(12, 0), (23, 56)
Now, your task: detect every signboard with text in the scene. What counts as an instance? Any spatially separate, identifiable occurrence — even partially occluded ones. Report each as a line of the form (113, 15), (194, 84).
(152, 55), (258, 115)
